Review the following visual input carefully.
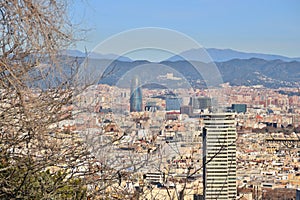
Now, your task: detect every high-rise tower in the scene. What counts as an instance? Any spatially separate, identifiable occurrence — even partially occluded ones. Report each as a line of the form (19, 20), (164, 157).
(130, 77), (143, 112)
(203, 113), (237, 200)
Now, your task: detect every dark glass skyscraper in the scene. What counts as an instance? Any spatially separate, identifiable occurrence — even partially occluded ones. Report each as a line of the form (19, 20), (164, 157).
(166, 97), (182, 111)
(130, 77), (143, 112)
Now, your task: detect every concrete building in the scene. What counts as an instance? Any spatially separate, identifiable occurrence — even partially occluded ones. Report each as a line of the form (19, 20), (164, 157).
(203, 113), (237, 200)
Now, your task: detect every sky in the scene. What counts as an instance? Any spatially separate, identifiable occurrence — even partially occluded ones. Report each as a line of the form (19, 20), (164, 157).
(70, 0), (300, 59)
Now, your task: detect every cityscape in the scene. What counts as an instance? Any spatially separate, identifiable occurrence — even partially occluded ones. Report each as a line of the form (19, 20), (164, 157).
(63, 75), (300, 199)
(1, 1), (300, 200)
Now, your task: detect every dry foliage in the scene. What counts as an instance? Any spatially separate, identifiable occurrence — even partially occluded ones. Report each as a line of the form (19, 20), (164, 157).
(0, 0), (90, 199)
(0, 1), (234, 199)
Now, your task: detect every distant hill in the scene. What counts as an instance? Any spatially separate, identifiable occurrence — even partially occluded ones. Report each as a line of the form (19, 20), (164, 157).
(215, 58), (300, 87)
(94, 58), (300, 88)
(62, 48), (300, 63)
(167, 48), (300, 62)
(53, 49), (300, 89)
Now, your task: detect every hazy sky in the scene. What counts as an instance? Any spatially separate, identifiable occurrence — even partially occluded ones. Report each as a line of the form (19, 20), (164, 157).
(70, 0), (300, 58)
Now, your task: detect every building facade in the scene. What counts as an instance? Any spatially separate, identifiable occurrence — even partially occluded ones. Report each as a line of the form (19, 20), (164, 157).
(231, 104), (247, 113)
(190, 97), (212, 111)
(203, 113), (237, 200)
(166, 97), (182, 111)
(180, 105), (193, 116)
(130, 77), (143, 112)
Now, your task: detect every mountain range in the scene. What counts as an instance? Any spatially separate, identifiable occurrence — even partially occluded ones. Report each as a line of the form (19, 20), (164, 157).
(63, 48), (300, 62)
(167, 48), (300, 62)
(60, 48), (300, 89)
(91, 58), (299, 89)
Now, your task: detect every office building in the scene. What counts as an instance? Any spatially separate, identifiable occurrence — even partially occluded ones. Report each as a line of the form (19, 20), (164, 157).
(203, 113), (237, 200)
(145, 101), (159, 112)
(190, 97), (213, 111)
(130, 77), (143, 112)
(231, 104), (247, 113)
(166, 97), (182, 111)
(180, 105), (193, 116)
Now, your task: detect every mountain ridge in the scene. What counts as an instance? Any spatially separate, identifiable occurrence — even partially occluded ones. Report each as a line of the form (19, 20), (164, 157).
(92, 57), (300, 89)
(57, 49), (300, 88)
(62, 48), (300, 63)
(167, 48), (300, 62)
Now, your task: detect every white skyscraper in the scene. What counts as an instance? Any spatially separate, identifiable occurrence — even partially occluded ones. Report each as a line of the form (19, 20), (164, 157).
(203, 113), (237, 200)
